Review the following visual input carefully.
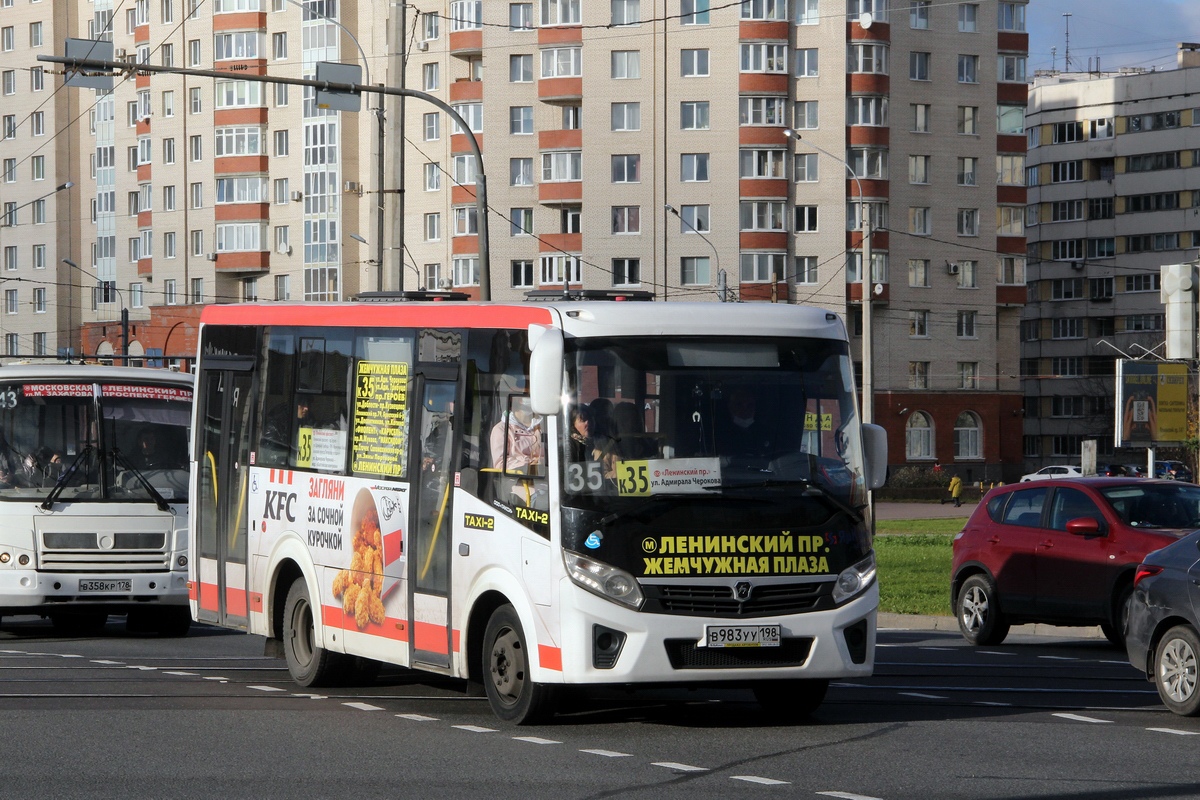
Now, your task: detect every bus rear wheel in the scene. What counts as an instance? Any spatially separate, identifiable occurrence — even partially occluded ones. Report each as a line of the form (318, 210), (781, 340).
(282, 578), (340, 687)
(753, 679), (829, 721)
(483, 604), (555, 724)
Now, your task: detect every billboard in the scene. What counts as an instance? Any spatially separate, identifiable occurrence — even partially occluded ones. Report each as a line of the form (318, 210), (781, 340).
(1115, 360), (1190, 448)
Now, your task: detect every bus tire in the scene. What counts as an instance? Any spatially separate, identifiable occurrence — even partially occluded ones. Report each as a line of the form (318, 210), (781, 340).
(752, 679), (829, 721)
(483, 604), (555, 724)
(49, 610), (108, 636)
(282, 578), (340, 687)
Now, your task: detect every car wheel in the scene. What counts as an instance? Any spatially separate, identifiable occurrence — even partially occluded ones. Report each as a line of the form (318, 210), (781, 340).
(956, 574), (1010, 646)
(1155, 625), (1200, 716)
(1100, 585), (1133, 648)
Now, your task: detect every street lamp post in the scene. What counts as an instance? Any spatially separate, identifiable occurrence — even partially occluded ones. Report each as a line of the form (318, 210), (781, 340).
(784, 130), (874, 425)
(664, 204), (727, 301)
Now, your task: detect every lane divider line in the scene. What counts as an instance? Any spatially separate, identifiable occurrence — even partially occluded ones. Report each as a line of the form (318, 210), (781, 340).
(1052, 712), (1112, 724)
(453, 725), (497, 733)
(513, 736), (561, 745)
(396, 713), (439, 721)
(1147, 727), (1200, 736)
(652, 762), (707, 772)
(732, 775), (789, 785)
(248, 685), (286, 692)
(343, 702), (383, 711)
(580, 749), (631, 758)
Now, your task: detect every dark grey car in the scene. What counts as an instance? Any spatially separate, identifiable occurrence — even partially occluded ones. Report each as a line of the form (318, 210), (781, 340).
(1126, 530), (1200, 715)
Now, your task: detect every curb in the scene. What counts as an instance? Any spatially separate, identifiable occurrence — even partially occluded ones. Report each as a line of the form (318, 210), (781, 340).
(878, 613), (1105, 640)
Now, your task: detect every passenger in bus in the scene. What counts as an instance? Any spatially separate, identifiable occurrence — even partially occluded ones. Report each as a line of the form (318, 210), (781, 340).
(18, 447), (62, 487)
(0, 433), (16, 485)
(490, 396), (544, 474)
(717, 387), (772, 457)
(570, 405), (617, 477)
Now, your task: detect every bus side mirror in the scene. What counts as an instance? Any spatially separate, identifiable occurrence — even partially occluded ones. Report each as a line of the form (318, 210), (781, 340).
(528, 325), (564, 416)
(862, 423), (887, 490)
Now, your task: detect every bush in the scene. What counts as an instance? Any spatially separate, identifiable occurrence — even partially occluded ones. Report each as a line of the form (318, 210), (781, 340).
(886, 465), (948, 489)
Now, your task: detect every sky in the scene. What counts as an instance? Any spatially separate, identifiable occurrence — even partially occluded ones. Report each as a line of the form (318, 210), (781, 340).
(1027, 0), (1200, 74)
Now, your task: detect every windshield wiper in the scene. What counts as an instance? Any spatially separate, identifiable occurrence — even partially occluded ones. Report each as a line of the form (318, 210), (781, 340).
(110, 447), (171, 512)
(707, 477), (865, 524)
(40, 444), (95, 511)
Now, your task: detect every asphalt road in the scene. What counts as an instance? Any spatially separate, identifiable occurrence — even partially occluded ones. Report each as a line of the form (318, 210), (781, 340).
(1, 615), (1196, 799)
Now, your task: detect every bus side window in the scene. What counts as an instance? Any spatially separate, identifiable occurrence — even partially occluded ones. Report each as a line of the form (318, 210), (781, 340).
(258, 332), (296, 466)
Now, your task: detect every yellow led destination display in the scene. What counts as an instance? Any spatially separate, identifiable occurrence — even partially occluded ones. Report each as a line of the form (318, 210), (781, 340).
(351, 361), (410, 477)
(639, 532), (832, 576)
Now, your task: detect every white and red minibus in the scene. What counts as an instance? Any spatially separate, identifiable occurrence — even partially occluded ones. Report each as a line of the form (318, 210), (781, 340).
(189, 296), (886, 722)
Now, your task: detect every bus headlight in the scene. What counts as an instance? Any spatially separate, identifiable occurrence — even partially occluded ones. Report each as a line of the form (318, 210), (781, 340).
(831, 552), (876, 604)
(563, 551), (644, 610)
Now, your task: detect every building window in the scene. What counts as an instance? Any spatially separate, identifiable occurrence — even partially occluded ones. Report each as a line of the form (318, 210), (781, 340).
(612, 50), (640, 78)
(998, 54), (1026, 83)
(424, 213), (441, 241)
(795, 256), (818, 284)
(681, 153), (709, 182)
(796, 0), (819, 24)
(612, 206), (640, 234)
(957, 157), (977, 186)
(510, 157), (534, 186)
(910, 310), (929, 337)
(275, 274), (291, 301)
(909, 259), (930, 287)
(957, 54), (978, 83)
(847, 96), (888, 126)
(424, 162), (441, 191)
(740, 201), (786, 232)
(957, 208), (979, 237)
(681, 256), (711, 286)
(611, 102), (640, 131)
(794, 101), (818, 130)
(510, 106), (534, 135)
(511, 260), (534, 289)
(423, 63), (439, 91)
(906, 411), (933, 458)
(539, 253), (580, 284)
(910, 0), (930, 29)
(682, 0), (709, 25)
(273, 31), (287, 59)
(510, 207), (533, 236)
(510, 54), (533, 83)
(998, 2), (1025, 31)
(795, 206), (818, 233)
(847, 43), (888, 75)
(453, 206), (478, 236)
(678, 205), (709, 233)
(509, 3), (532, 30)
(740, 0), (786, 20)
(740, 252), (784, 282)
(542, 151), (583, 182)
(740, 149), (786, 179)
(681, 49), (710, 78)
(909, 207), (931, 236)
(541, 47), (582, 78)
(613, 258), (640, 286)
(958, 3), (978, 32)
(743, 42), (788, 73)
(954, 411), (981, 458)
(910, 51), (930, 81)
(957, 310), (977, 338)
(796, 48), (818, 77)
(681, 101), (710, 130)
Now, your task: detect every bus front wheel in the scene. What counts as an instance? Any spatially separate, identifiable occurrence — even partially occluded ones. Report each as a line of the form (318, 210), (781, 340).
(282, 578), (340, 687)
(483, 604), (555, 724)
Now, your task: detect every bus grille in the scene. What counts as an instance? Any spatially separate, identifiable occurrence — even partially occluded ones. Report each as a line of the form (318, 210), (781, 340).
(39, 531), (170, 573)
(664, 637), (813, 669)
(642, 581), (834, 618)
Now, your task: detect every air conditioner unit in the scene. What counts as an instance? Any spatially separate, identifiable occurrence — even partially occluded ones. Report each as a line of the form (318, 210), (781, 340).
(277, 244), (292, 255)
(206, 252), (217, 262)
(439, 278), (453, 289)
(343, 181), (362, 194)
(417, 41), (429, 51)
(290, 190), (303, 202)
(946, 262), (960, 275)
(115, 47), (128, 59)
(1071, 261), (1086, 271)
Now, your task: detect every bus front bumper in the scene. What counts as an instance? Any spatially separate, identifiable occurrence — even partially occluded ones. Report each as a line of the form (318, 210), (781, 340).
(0, 569), (189, 611)
(547, 579), (878, 685)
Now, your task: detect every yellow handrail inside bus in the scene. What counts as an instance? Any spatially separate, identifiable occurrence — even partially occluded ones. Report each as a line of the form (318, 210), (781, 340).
(206, 450), (217, 506)
(229, 468), (247, 551)
(419, 478), (452, 582)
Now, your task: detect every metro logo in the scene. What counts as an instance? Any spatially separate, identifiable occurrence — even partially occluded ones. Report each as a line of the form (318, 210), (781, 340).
(263, 490), (297, 522)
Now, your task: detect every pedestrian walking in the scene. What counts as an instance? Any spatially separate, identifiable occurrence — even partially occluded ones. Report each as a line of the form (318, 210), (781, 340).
(947, 474), (963, 507)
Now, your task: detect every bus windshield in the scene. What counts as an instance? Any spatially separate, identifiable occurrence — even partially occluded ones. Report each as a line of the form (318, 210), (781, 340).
(0, 380), (192, 503)
(562, 336), (866, 509)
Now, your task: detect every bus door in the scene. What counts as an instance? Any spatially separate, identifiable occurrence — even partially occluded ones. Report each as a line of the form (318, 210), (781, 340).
(409, 370), (458, 669)
(195, 367), (254, 628)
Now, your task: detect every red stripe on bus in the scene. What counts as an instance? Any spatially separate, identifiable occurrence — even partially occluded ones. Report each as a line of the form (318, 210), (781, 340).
(538, 645), (563, 672)
(197, 581), (219, 612)
(249, 592), (264, 612)
(187, 581), (198, 601)
(201, 303), (555, 330)
(225, 588), (248, 617)
(320, 605), (411, 643)
(413, 621), (450, 655)
(452, 628), (461, 653)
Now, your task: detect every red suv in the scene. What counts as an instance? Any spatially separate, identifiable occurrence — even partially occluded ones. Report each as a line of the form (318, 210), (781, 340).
(951, 479), (1200, 646)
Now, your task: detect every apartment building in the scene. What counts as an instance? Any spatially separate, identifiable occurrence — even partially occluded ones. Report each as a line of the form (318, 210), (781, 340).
(1023, 46), (1200, 471)
(406, 0), (1026, 480)
(67, 0), (396, 364)
(0, 0), (78, 359)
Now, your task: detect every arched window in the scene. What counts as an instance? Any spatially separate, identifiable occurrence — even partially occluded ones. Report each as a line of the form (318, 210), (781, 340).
(954, 411), (982, 459)
(906, 411), (934, 459)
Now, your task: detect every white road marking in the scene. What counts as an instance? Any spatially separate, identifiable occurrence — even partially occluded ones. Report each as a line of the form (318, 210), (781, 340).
(1039, 656), (1077, 661)
(978, 651), (1016, 656)
(58, 654), (84, 659)
(817, 792), (883, 800)
(248, 685), (286, 692)
(1053, 713), (1112, 724)
(203, 676), (228, 681)
(453, 725), (497, 733)
(396, 713), (439, 722)
(732, 775), (789, 785)
(343, 702), (382, 711)
(91, 660), (124, 665)
(653, 762), (707, 772)
(580, 749), (631, 758)
(1148, 727), (1200, 736)
(292, 693), (327, 700)
(163, 671), (196, 676)
(513, 736), (561, 745)
(899, 692), (946, 700)
(127, 666), (157, 671)
(975, 701), (1012, 707)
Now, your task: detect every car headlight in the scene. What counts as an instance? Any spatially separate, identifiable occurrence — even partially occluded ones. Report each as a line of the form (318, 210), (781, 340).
(563, 551), (644, 609)
(831, 551), (876, 604)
